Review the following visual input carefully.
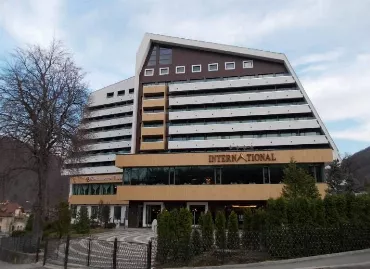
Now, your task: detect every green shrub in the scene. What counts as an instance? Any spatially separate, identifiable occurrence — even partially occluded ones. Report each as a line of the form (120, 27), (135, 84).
(191, 228), (203, 256)
(227, 211), (239, 249)
(324, 195), (340, 227)
(176, 208), (192, 262)
(242, 208), (257, 249)
(105, 223), (116, 229)
(25, 214), (34, 232)
(54, 201), (71, 238)
(314, 199), (326, 227)
(251, 208), (266, 231)
(169, 209), (179, 260)
(215, 211), (226, 249)
(156, 210), (171, 263)
(201, 211), (214, 251)
(74, 207), (90, 234)
(11, 230), (27, 237)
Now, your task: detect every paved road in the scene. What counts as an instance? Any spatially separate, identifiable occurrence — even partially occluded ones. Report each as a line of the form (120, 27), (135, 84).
(184, 249), (370, 269)
(0, 261), (42, 269)
(45, 228), (155, 269)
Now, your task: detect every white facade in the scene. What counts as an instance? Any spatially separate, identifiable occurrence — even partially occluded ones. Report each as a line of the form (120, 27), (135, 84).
(64, 77), (135, 176)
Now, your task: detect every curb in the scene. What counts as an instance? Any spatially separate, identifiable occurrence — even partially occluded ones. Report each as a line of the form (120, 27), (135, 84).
(166, 248), (370, 269)
(301, 261), (370, 269)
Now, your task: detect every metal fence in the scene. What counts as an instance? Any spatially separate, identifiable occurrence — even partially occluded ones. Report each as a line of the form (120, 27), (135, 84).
(43, 236), (153, 269)
(0, 235), (39, 254)
(154, 225), (370, 267)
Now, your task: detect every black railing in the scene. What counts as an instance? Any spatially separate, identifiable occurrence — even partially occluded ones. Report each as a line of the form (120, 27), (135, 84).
(43, 235), (153, 269)
(154, 224), (370, 267)
(0, 235), (39, 254)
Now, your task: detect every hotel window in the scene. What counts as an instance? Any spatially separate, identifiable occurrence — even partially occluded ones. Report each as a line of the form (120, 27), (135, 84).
(144, 69), (154, 76)
(159, 67), (169, 75)
(192, 64), (201, 73)
(176, 66), (185, 74)
(71, 205), (77, 218)
(148, 47), (157, 66)
(129, 88), (134, 93)
(91, 206), (98, 219)
(208, 63), (218, 72)
(243, 60), (253, 68)
(225, 62), (235, 70)
(106, 92), (114, 98)
(117, 90), (125, 96)
(159, 47), (172, 65)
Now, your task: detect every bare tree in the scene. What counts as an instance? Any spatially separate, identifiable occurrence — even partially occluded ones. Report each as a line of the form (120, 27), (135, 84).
(0, 40), (89, 237)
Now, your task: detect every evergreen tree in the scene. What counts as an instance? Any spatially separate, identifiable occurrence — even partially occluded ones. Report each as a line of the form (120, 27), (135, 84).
(54, 201), (71, 238)
(102, 205), (110, 228)
(227, 211), (240, 249)
(201, 211), (214, 250)
(25, 214), (34, 232)
(177, 208), (192, 261)
(326, 160), (345, 194)
(215, 211), (226, 249)
(157, 210), (171, 262)
(282, 160), (320, 200)
(314, 199), (326, 227)
(242, 208), (253, 249)
(191, 228), (203, 255)
(75, 207), (90, 234)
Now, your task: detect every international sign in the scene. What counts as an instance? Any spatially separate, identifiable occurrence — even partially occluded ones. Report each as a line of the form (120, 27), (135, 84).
(208, 153), (277, 163)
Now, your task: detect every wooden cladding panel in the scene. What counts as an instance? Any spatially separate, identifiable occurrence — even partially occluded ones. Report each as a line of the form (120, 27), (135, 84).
(142, 112), (166, 122)
(116, 149), (333, 168)
(70, 174), (122, 184)
(140, 141), (166, 151)
(69, 195), (128, 205)
(142, 98), (166, 108)
(143, 85), (167, 94)
(141, 127), (165, 136)
(117, 184), (328, 201)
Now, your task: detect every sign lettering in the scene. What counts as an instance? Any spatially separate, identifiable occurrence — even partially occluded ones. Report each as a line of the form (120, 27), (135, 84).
(209, 153), (277, 163)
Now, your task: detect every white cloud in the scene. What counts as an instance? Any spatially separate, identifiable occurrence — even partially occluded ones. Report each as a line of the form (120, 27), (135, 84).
(129, 0), (324, 46)
(292, 48), (344, 67)
(0, 0), (63, 46)
(1, 0), (370, 151)
(331, 123), (370, 142)
(302, 54), (370, 142)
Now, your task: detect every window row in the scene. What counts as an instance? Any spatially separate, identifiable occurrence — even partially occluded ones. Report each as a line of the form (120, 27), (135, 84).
(168, 114), (315, 126)
(123, 164), (324, 186)
(168, 144), (331, 153)
(88, 135), (132, 144)
(168, 129), (323, 141)
(83, 147), (131, 156)
(144, 60), (254, 76)
(86, 111), (133, 122)
(168, 98), (306, 112)
(88, 100), (134, 111)
(65, 161), (115, 169)
(169, 85), (298, 97)
(87, 123), (132, 132)
(72, 183), (121, 195)
(106, 88), (134, 98)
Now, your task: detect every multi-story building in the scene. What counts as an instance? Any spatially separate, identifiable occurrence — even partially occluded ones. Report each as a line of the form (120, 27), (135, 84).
(66, 33), (339, 227)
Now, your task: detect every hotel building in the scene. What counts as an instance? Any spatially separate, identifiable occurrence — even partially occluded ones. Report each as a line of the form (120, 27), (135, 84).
(65, 34), (339, 227)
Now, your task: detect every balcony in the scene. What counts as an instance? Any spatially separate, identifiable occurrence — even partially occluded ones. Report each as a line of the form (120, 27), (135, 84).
(142, 112), (165, 122)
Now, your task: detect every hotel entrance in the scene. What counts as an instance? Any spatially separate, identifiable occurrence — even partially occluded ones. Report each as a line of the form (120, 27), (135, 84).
(143, 202), (164, 227)
(187, 202), (208, 225)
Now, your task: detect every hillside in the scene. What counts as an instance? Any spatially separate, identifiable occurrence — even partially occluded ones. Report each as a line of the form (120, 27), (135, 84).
(0, 137), (69, 210)
(347, 146), (370, 189)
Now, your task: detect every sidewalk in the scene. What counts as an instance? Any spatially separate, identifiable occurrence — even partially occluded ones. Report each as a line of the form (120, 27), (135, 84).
(1, 249), (370, 269)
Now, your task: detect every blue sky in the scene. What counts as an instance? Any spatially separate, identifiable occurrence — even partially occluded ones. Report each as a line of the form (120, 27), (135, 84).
(0, 0), (369, 155)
